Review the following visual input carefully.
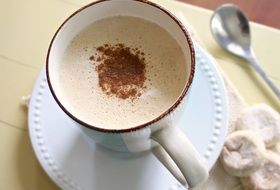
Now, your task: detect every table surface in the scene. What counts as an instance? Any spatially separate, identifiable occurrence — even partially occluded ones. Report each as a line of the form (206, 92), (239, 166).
(178, 0), (280, 29)
(0, 0), (279, 189)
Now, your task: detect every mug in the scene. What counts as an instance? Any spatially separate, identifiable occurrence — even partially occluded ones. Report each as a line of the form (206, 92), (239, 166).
(46, 0), (208, 188)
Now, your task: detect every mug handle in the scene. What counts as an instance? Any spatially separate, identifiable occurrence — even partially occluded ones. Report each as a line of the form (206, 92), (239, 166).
(151, 126), (208, 188)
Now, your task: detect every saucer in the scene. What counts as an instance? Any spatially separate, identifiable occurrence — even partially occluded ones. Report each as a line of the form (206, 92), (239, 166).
(28, 43), (228, 190)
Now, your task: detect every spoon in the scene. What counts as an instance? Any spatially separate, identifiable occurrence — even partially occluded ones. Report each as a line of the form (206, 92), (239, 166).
(210, 4), (280, 99)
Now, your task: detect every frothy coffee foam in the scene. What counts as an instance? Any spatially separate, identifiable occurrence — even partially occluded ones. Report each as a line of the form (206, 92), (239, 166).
(59, 16), (187, 129)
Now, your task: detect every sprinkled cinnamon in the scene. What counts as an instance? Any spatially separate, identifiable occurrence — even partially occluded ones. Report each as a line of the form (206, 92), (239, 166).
(89, 55), (95, 61)
(89, 43), (146, 100)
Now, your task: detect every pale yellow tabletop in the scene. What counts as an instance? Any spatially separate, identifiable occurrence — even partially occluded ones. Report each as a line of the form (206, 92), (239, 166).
(0, 0), (279, 189)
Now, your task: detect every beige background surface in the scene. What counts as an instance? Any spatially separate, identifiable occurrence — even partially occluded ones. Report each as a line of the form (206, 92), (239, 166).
(0, 0), (279, 189)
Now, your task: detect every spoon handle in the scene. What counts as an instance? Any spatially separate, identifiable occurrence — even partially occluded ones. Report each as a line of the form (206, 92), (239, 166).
(247, 54), (280, 99)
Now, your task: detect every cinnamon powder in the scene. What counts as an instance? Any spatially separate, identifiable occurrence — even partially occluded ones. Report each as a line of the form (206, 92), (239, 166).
(89, 43), (146, 100)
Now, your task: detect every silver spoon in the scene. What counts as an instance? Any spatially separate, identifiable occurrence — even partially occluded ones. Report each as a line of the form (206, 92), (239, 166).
(210, 4), (280, 99)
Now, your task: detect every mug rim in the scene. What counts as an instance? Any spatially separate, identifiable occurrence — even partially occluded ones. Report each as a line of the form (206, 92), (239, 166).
(46, 0), (195, 134)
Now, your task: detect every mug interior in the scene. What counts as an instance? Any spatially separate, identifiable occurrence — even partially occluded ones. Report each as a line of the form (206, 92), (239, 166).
(47, 0), (195, 132)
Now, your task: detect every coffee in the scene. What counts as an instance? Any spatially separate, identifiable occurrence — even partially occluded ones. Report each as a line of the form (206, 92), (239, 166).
(59, 16), (187, 129)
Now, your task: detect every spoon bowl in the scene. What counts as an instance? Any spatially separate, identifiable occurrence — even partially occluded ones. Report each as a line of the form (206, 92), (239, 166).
(211, 4), (251, 58)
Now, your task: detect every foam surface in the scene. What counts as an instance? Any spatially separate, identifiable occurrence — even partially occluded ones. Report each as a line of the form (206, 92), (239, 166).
(59, 16), (187, 129)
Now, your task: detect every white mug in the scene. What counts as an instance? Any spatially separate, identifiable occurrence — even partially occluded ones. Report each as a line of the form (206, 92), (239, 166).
(46, 0), (208, 188)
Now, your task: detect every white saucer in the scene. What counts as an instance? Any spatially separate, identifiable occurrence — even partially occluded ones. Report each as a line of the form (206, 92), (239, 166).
(28, 43), (228, 190)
